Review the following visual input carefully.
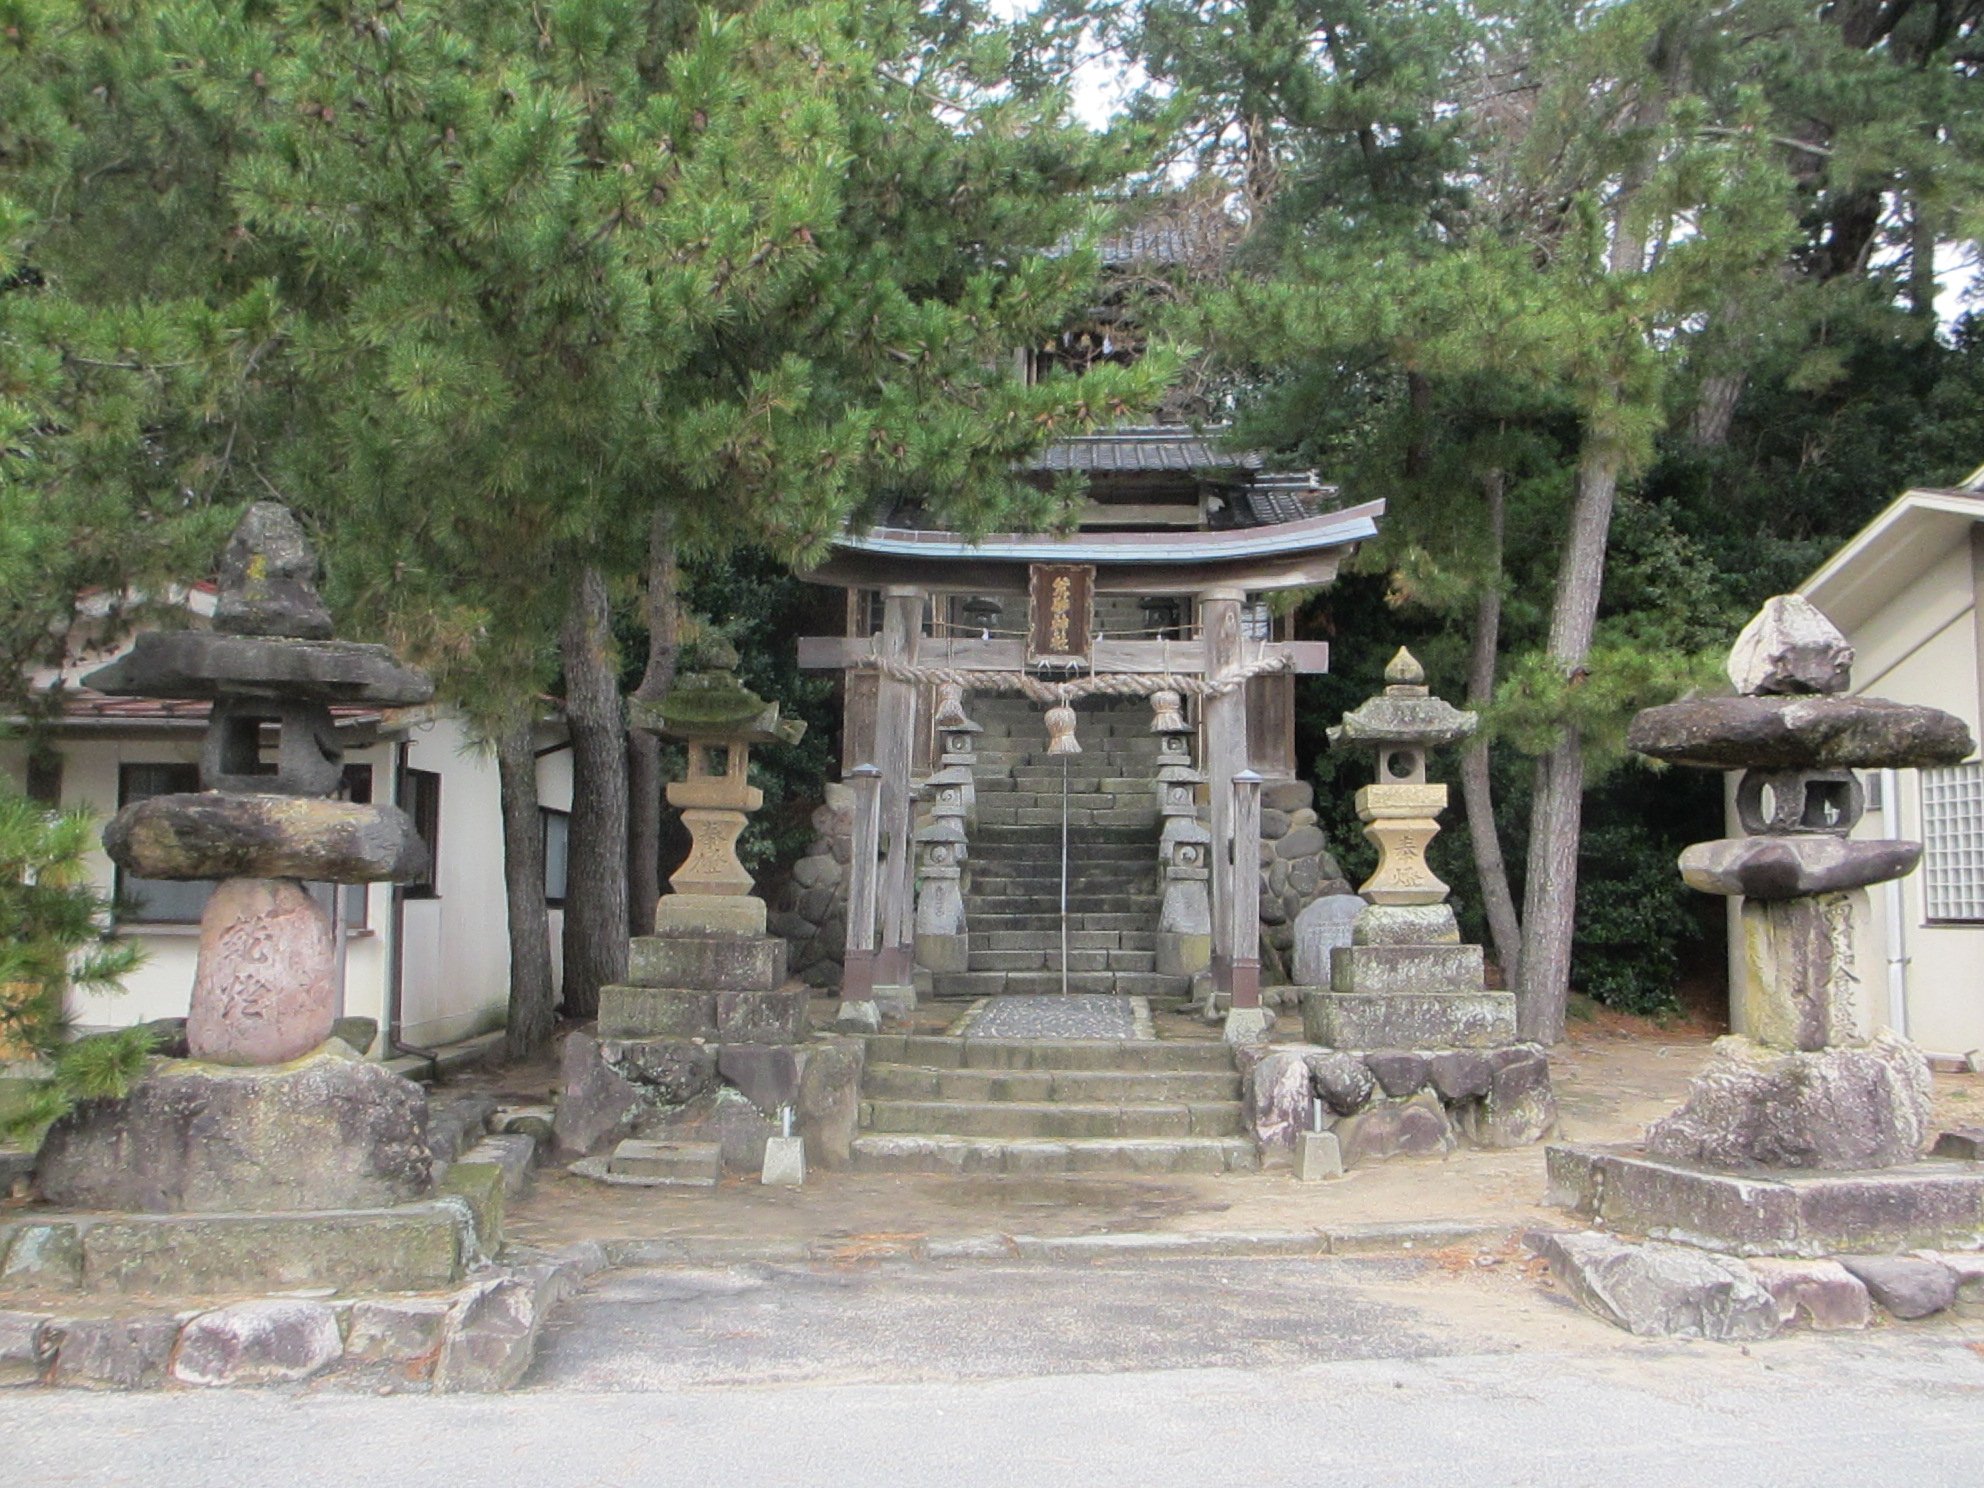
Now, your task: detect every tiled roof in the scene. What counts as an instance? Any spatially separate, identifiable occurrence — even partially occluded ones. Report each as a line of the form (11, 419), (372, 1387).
(24, 688), (384, 728)
(1024, 426), (1265, 475)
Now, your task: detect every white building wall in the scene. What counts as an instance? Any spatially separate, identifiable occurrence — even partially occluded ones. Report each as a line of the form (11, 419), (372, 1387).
(1846, 549), (1983, 1059)
(2, 712), (572, 1057)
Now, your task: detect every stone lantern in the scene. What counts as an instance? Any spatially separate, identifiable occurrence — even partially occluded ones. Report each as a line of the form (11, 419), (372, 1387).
(1327, 648), (1475, 908)
(1549, 596), (1984, 1256)
(1305, 648), (1516, 1049)
(629, 638), (805, 936)
(35, 504), (443, 1223)
(602, 641), (808, 1046)
(1626, 597), (1969, 1168)
(88, 504), (433, 1066)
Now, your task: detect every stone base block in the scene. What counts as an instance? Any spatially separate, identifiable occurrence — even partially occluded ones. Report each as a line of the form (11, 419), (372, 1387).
(914, 932), (971, 974)
(33, 1046), (433, 1214)
(654, 894), (766, 938)
(1330, 942), (1484, 996)
(1301, 989), (1516, 1048)
(596, 985), (809, 1043)
(1546, 1142), (1984, 1257)
(627, 933), (785, 991)
(607, 1139), (721, 1187)
(761, 1134), (806, 1186)
(1646, 1032), (1931, 1170)
(1156, 932), (1211, 977)
(597, 986), (716, 1039)
(1294, 1130), (1344, 1182)
(0, 1203), (469, 1296)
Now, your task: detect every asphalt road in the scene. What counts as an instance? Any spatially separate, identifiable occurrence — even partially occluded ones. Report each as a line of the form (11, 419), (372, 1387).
(6, 1255), (1983, 1487)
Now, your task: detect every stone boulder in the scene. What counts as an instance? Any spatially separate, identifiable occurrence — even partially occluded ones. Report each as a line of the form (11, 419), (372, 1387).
(1246, 1049), (1317, 1156)
(1645, 1032), (1932, 1170)
(49, 1316), (180, 1390)
(552, 1031), (645, 1160)
(1747, 1258), (1871, 1331)
(1291, 895), (1364, 986)
(1334, 1092), (1454, 1167)
(187, 877), (337, 1066)
(1726, 595), (1853, 697)
(173, 1299), (343, 1386)
(1458, 1046), (1558, 1148)
(34, 1044), (433, 1213)
(797, 1038), (865, 1169)
(1529, 1230), (1778, 1341)
(1304, 1050), (1374, 1116)
(1837, 1255), (1958, 1320)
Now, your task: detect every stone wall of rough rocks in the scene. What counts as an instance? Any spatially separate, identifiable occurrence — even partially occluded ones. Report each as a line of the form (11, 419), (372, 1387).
(766, 783), (854, 989)
(1241, 1042), (1557, 1167)
(1255, 780), (1353, 993)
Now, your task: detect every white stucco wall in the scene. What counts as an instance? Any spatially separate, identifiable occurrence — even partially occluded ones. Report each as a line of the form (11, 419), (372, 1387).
(1842, 542), (1983, 1059)
(1, 711), (572, 1057)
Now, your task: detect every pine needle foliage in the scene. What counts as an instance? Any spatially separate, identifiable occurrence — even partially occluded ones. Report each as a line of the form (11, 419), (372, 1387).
(0, 781), (150, 1142)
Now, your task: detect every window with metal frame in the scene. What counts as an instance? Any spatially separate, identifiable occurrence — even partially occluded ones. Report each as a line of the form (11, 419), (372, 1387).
(397, 767), (441, 899)
(1921, 761), (1984, 923)
(542, 807), (570, 906)
(115, 762), (211, 924)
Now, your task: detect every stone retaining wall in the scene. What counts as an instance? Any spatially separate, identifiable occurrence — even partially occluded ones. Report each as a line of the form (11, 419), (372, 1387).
(1529, 1228), (1984, 1339)
(1255, 780), (1352, 993)
(1241, 1042), (1557, 1167)
(0, 1238), (604, 1391)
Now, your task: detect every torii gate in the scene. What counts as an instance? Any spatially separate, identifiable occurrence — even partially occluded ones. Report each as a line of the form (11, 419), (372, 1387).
(795, 501), (1384, 1042)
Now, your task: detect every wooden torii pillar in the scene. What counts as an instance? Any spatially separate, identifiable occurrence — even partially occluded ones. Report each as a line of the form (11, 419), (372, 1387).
(1199, 587), (1270, 1042)
(868, 587), (923, 1016)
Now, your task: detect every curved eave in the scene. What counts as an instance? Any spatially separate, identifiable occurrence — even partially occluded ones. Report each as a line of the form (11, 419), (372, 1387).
(804, 499), (1385, 594)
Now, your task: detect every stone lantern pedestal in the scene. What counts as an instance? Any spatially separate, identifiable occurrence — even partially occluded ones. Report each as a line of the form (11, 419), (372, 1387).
(1548, 597), (1984, 1255)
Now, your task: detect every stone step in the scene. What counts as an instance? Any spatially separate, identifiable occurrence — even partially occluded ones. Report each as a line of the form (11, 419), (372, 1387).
(860, 1063), (1243, 1103)
(974, 807), (1158, 829)
(977, 929), (1157, 952)
(974, 826), (1153, 845)
(862, 1098), (1247, 1140)
(968, 877), (1159, 898)
(971, 912), (1153, 932)
(966, 949), (1157, 973)
(850, 1133), (1260, 1176)
(968, 894), (1157, 913)
(872, 1033), (1235, 1072)
(930, 970), (1192, 999)
(969, 849), (1155, 867)
(606, 1138), (721, 1189)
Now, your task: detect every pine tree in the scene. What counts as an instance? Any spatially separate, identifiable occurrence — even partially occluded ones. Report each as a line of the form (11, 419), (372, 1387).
(14, 0), (1176, 1039)
(1131, 0), (1984, 1039)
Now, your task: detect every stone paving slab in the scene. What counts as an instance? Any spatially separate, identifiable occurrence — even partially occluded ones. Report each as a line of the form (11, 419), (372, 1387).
(953, 995), (1152, 1040)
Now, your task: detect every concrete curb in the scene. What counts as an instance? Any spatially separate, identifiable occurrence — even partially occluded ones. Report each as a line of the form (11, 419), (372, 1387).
(598, 1219), (1510, 1270)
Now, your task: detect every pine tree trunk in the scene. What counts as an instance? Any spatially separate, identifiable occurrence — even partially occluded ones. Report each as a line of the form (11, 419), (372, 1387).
(559, 564), (629, 1021)
(1459, 469), (1522, 984)
(496, 718), (557, 1059)
(1687, 372), (1745, 448)
(625, 510), (681, 937)
(1515, 441), (1622, 1044)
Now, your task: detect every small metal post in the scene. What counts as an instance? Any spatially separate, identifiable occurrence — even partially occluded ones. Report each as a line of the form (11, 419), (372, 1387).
(1060, 751), (1070, 996)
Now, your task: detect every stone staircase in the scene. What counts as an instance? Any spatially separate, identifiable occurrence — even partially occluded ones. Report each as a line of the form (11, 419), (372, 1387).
(850, 1032), (1259, 1175)
(935, 696), (1190, 1001)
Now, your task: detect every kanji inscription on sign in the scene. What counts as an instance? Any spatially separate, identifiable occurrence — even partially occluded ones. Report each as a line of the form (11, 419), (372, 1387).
(1027, 563), (1095, 667)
